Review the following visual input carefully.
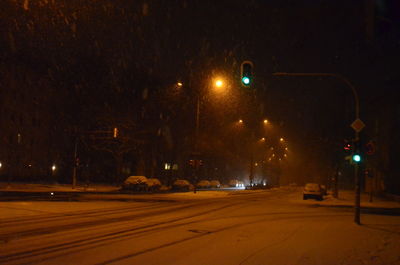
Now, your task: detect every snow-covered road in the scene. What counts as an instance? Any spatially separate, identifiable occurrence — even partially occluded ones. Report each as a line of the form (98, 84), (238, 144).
(1, 188), (399, 265)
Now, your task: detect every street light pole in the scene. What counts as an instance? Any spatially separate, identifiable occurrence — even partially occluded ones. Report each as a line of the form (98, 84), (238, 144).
(272, 72), (361, 224)
(195, 95), (200, 152)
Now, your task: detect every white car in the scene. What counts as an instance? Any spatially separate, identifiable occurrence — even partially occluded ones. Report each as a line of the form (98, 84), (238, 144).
(303, 183), (324, 201)
(122, 176), (148, 191)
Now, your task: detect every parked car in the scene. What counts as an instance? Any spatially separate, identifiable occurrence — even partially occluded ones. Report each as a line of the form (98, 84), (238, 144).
(196, 180), (211, 189)
(172, 179), (194, 191)
(210, 180), (221, 188)
(122, 176), (148, 192)
(303, 183), (324, 200)
(146, 178), (162, 192)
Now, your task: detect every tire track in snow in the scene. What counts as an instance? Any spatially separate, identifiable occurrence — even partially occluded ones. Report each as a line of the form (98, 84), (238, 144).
(0, 201), (240, 264)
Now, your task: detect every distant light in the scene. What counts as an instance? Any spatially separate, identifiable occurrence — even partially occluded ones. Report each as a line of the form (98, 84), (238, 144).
(238, 119), (243, 123)
(260, 137), (266, 141)
(284, 154), (287, 157)
(177, 82), (183, 87)
(0, 162), (2, 168)
(255, 163), (258, 166)
(263, 119), (268, 124)
(50, 192), (54, 196)
(52, 165), (56, 171)
(280, 137), (284, 142)
(285, 147), (288, 151)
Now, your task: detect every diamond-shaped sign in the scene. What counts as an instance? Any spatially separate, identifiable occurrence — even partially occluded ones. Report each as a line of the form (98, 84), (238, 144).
(351, 118), (365, 132)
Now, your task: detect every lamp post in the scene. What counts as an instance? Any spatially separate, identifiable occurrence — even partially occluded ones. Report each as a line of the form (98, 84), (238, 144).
(193, 77), (226, 186)
(195, 78), (225, 151)
(272, 72), (362, 224)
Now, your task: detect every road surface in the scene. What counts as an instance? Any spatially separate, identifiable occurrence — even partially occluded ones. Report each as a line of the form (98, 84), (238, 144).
(1, 188), (399, 265)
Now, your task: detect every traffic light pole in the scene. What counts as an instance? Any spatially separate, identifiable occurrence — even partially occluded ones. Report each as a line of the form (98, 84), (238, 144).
(272, 72), (361, 224)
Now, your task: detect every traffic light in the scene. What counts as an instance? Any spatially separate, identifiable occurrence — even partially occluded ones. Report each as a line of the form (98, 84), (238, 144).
(343, 140), (352, 152)
(352, 140), (362, 163)
(352, 153), (362, 163)
(240, 61), (253, 87)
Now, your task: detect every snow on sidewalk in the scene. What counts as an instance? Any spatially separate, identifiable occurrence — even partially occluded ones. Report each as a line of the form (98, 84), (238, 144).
(290, 189), (400, 209)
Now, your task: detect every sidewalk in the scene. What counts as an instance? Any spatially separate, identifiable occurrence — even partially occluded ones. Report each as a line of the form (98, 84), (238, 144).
(322, 190), (400, 209)
(0, 182), (120, 193)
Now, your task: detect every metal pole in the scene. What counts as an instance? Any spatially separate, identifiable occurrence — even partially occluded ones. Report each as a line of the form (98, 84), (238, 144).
(272, 72), (361, 224)
(72, 137), (78, 189)
(354, 131), (361, 224)
(354, 159), (361, 224)
(195, 95), (200, 151)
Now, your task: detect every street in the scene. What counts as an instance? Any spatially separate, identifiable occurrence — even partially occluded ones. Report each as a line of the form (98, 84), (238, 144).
(1, 188), (400, 265)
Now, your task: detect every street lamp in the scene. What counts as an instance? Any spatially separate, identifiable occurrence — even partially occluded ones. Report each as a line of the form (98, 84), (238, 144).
(263, 119), (269, 124)
(215, 79), (223, 88)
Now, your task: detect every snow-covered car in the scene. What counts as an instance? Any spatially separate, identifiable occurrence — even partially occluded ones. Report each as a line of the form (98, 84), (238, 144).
(210, 180), (221, 188)
(172, 179), (194, 191)
(196, 180), (211, 189)
(146, 178), (162, 192)
(303, 183), (324, 200)
(122, 176), (148, 191)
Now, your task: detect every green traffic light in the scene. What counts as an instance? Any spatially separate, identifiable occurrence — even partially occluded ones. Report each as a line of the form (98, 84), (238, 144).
(352, 154), (361, 163)
(242, 76), (250, 85)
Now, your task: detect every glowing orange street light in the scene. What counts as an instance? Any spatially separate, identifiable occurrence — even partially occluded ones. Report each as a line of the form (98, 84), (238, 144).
(263, 119), (268, 124)
(215, 79), (224, 88)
